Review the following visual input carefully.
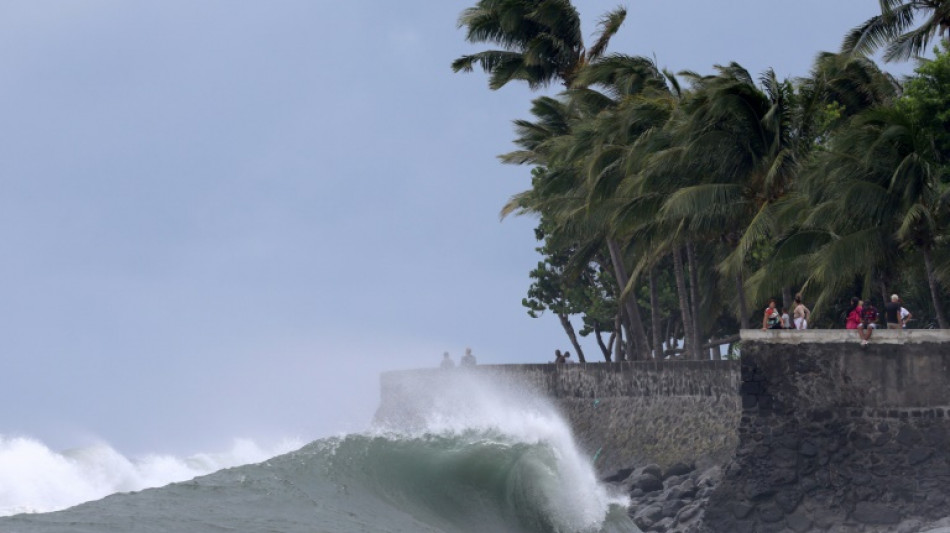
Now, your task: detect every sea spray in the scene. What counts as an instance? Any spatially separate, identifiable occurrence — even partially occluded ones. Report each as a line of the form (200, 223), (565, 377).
(0, 435), (303, 516)
(371, 370), (633, 532)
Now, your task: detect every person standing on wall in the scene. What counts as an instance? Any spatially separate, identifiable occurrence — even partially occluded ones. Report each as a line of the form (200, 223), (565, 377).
(460, 347), (477, 367)
(793, 294), (810, 330)
(884, 294), (902, 329)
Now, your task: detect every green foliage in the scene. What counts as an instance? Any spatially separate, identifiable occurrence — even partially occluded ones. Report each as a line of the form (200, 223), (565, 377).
(900, 40), (950, 162)
(455, 2), (950, 350)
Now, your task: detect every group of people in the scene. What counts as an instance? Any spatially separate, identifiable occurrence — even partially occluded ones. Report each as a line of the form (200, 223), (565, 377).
(763, 293), (913, 346)
(761, 294), (812, 330)
(845, 294), (912, 345)
(439, 348), (477, 369)
(553, 349), (573, 364)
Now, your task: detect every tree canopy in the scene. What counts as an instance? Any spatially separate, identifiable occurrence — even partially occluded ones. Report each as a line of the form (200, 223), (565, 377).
(455, 2), (950, 359)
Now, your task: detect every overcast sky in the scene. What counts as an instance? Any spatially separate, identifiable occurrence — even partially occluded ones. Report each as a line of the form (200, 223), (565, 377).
(0, 1), (914, 455)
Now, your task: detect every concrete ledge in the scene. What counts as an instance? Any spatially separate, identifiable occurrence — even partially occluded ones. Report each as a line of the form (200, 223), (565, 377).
(740, 328), (950, 344)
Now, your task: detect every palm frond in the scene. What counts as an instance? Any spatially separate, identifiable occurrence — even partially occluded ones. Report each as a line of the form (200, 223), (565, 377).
(587, 6), (627, 60)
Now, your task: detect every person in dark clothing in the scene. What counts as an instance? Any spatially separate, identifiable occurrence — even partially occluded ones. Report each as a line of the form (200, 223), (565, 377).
(859, 301), (879, 345)
(884, 294), (902, 329)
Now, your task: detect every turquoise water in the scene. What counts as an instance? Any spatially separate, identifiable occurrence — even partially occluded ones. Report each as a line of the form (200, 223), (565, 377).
(1, 374), (639, 533)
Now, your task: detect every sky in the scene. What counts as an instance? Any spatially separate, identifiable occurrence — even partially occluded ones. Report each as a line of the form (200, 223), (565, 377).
(0, 1), (918, 456)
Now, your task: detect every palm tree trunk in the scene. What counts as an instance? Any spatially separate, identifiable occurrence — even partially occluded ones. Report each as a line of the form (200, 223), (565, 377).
(736, 272), (750, 330)
(626, 328), (637, 361)
(606, 330), (616, 362)
(686, 241), (704, 359)
(557, 313), (586, 362)
(923, 248), (948, 329)
(606, 238), (649, 359)
(649, 267), (663, 359)
(782, 287), (793, 320)
(672, 246), (695, 359)
(613, 311), (624, 361)
(594, 324), (611, 361)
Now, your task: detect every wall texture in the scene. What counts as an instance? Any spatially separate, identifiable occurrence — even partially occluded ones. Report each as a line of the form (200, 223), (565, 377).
(704, 330), (950, 533)
(376, 361), (741, 476)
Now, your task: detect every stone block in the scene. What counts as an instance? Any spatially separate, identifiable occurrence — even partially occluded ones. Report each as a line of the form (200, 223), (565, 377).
(730, 501), (754, 519)
(786, 511), (813, 532)
(908, 446), (934, 465)
(757, 502), (785, 523)
(852, 502), (902, 524)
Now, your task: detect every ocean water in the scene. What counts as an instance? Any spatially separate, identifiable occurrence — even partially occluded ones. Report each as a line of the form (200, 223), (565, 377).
(0, 374), (638, 533)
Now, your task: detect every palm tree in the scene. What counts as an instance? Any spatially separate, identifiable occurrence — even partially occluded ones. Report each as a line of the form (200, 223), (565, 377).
(578, 61), (712, 358)
(744, 51), (901, 310)
(801, 106), (948, 327)
(643, 64), (805, 332)
(452, 0), (627, 89)
(843, 0), (950, 62)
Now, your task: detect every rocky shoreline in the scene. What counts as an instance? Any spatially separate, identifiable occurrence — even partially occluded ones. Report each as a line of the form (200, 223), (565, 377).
(604, 458), (950, 533)
(604, 460), (719, 533)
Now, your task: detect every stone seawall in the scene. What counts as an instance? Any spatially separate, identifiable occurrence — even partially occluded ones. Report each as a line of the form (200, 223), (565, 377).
(704, 330), (950, 533)
(376, 331), (950, 532)
(376, 361), (741, 475)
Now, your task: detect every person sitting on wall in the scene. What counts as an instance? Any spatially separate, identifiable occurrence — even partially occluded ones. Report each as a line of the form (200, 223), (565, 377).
(845, 297), (862, 329)
(859, 301), (879, 346)
(762, 298), (782, 330)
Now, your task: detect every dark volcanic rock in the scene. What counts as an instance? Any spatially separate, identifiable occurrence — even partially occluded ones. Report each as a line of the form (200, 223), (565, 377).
(663, 462), (695, 478)
(852, 502), (902, 525)
(631, 473), (664, 493)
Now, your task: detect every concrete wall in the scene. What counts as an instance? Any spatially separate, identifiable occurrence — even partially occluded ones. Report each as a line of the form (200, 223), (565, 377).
(705, 330), (950, 533)
(376, 362), (741, 475)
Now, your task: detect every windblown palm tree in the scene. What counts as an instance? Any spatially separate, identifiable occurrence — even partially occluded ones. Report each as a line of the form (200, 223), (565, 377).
(452, 0), (627, 89)
(644, 64), (805, 330)
(744, 51), (901, 308)
(801, 106), (948, 327)
(843, 0), (950, 61)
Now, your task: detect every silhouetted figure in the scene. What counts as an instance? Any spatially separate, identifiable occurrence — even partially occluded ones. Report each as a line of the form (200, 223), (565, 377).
(554, 349), (571, 365)
(440, 351), (455, 369)
(460, 347), (476, 367)
(885, 294), (901, 329)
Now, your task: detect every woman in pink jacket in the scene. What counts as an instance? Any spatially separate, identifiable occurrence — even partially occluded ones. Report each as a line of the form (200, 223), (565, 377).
(845, 297), (862, 329)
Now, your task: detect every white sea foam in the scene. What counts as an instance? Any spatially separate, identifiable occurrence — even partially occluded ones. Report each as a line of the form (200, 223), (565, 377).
(374, 371), (630, 532)
(0, 435), (303, 517)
